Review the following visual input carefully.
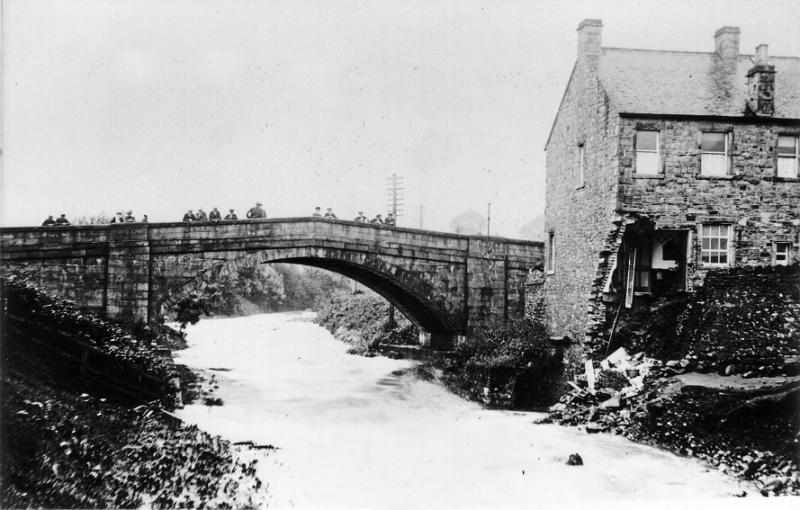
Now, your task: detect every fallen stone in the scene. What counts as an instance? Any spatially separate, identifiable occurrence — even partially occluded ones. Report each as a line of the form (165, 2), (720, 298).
(724, 364), (736, 376)
(586, 423), (605, 433)
(566, 453), (584, 466)
(666, 360), (680, 368)
(599, 395), (621, 410)
(549, 403), (566, 413)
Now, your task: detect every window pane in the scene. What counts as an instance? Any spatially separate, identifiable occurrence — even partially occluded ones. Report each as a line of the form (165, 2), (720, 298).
(702, 238), (710, 249)
(719, 253), (727, 264)
(710, 238), (719, 250)
(777, 136), (797, 155)
(702, 132), (726, 152)
(701, 154), (727, 176)
(637, 131), (658, 152)
(720, 238), (728, 250)
(636, 152), (659, 174)
(777, 158), (799, 179)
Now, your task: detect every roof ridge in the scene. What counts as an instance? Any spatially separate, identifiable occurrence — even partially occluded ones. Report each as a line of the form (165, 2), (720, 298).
(601, 46), (799, 60)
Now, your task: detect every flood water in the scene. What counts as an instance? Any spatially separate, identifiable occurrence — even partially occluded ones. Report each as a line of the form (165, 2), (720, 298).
(175, 313), (747, 509)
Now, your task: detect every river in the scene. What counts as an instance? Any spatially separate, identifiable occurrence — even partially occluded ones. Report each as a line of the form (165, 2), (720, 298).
(174, 312), (748, 509)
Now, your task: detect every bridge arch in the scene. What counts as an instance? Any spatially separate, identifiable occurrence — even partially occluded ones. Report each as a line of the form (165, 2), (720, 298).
(152, 246), (463, 343)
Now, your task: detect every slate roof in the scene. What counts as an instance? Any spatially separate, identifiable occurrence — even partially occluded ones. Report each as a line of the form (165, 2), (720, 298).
(596, 48), (800, 119)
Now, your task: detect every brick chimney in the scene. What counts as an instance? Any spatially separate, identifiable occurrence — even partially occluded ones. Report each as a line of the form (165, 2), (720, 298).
(746, 44), (776, 116)
(714, 26), (740, 60)
(577, 19), (603, 61)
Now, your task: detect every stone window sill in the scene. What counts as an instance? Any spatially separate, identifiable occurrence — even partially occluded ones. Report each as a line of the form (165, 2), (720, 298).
(575, 184), (585, 190)
(764, 176), (800, 183)
(547, 270), (555, 276)
(632, 174), (665, 180)
(696, 174), (734, 180)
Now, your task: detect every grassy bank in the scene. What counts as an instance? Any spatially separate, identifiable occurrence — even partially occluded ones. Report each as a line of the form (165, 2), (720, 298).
(315, 291), (420, 355)
(0, 275), (266, 508)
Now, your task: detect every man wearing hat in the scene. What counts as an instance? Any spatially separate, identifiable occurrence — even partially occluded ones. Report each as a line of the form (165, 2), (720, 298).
(354, 211), (367, 222)
(247, 202), (267, 219)
(195, 209), (208, 221)
(384, 212), (396, 226)
(224, 208), (238, 220)
(370, 214), (383, 224)
(323, 208), (337, 220)
(124, 210), (136, 222)
(208, 207), (222, 222)
(312, 207), (322, 218)
(183, 210), (195, 222)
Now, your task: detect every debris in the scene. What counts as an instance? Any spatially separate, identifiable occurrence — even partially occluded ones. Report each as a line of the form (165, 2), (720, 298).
(566, 453), (583, 466)
(585, 360), (596, 392)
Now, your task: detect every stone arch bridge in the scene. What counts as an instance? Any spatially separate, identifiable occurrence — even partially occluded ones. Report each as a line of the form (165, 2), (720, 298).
(0, 218), (542, 349)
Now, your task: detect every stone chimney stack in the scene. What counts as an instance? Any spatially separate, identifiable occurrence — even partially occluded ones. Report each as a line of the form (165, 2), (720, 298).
(746, 44), (776, 116)
(714, 26), (740, 60)
(577, 19), (603, 61)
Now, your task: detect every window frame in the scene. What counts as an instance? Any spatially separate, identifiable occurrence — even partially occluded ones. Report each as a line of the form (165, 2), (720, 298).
(547, 232), (555, 274)
(775, 242), (791, 266)
(635, 130), (661, 175)
(577, 143), (585, 189)
(776, 134), (799, 179)
(700, 224), (733, 267)
(700, 131), (731, 177)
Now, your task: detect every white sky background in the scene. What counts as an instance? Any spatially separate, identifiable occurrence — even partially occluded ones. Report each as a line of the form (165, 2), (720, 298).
(2, 0), (799, 235)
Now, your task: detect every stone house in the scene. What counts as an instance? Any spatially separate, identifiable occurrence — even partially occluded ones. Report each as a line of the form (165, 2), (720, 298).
(541, 20), (800, 360)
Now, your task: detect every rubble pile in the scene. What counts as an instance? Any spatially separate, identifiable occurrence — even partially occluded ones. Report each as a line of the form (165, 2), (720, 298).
(546, 347), (800, 497)
(602, 266), (800, 377)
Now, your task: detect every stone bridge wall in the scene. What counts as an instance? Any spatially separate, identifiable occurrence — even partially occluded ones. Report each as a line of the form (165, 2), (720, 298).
(1, 218), (542, 346)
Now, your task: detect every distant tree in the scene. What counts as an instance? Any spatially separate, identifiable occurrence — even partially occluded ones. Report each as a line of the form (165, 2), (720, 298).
(517, 214), (545, 241)
(448, 210), (486, 235)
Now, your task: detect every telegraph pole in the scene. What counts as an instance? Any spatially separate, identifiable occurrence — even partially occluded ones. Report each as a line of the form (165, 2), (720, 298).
(487, 202), (492, 237)
(386, 173), (405, 328)
(386, 173), (404, 221)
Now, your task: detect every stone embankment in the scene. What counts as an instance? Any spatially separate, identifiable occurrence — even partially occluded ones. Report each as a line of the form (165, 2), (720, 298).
(0, 275), (266, 508)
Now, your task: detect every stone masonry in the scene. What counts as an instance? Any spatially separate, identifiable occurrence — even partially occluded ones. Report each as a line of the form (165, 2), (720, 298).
(541, 20), (800, 368)
(0, 218), (542, 350)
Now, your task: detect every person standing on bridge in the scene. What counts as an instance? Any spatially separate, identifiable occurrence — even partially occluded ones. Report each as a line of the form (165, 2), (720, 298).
(55, 214), (71, 226)
(195, 209), (208, 221)
(141, 214), (148, 223)
(124, 210), (136, 222)
(209, 207), (222, 222)
(370, 214), (383, 224)
(384, 213), (396, 227)
(354, 211), (367, 222)
(312, 207), (322, 218)
(247, 202), (267, 219)
(183, 209), (195, 222)
(41, 215), (56, 226)
(324, 208), (337, 220)
(225, 208), (238, 220)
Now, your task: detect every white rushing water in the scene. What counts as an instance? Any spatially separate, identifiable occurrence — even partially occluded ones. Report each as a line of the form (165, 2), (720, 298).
(175, 313), (748, 509)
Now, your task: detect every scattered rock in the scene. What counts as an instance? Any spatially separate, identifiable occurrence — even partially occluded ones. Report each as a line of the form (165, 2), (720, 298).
(566, 453), (583, 466)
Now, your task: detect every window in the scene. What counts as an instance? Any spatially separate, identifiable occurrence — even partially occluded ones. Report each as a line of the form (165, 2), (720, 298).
(547, 232), (555, 273)
(577, 144), (585, 188)
(701, 224), (732, 266)
(700, 132), (729, 176)
(775, 242), (791, 266)
(777, 135), (799, 178)
(635, 130), (660, 175)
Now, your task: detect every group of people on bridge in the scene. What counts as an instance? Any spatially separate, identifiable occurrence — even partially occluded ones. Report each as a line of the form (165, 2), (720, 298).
(182, 202), (266, 222)
(312, 207), (396, 226)
(42, 202), (399, 228)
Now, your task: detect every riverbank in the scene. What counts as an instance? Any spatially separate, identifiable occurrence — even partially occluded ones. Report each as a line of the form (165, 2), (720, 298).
(0, 275), (267, 508)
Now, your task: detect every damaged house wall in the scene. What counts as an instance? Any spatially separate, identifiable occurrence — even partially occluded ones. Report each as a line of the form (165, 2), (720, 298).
(539, 19), (800, 372)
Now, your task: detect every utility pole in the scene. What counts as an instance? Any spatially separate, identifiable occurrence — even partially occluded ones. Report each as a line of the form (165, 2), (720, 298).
(386, 173), (404, 222)
(487, 202), (492, 237)
(386, 173), (405, 328)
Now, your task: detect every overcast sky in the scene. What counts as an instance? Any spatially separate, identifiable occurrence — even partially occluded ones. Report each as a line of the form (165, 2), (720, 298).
(2, 0), (799, 235)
